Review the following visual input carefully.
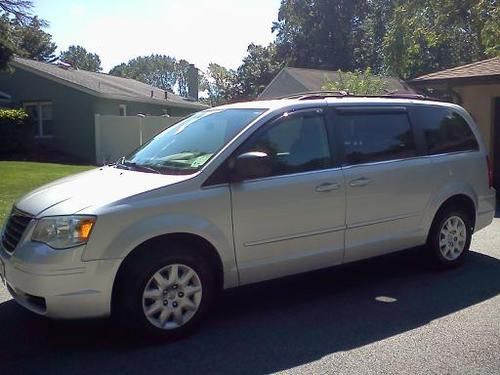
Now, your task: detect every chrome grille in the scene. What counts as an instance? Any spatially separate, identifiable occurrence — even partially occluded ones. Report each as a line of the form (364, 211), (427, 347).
(1, 209), (32, 253)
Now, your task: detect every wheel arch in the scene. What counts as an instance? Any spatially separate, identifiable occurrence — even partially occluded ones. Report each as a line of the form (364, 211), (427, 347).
(428, 194), (477, 238)
(111, 232), (224, 315)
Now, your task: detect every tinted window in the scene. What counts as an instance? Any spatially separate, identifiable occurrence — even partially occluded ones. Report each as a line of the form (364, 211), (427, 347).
(337, 112), (416, 164)
(419, 107), (479, 154)
(242, 112), (331, 176)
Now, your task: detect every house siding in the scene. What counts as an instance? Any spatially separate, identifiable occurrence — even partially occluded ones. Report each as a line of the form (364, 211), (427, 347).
(0, 66), (202, 163)
(0, 66), (97, 162)
(259, 70), (307, 99)
(454, 84), (500, 156)
(94, 99), (194, 117)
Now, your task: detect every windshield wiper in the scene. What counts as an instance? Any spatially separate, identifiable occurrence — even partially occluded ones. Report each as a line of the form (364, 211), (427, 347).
(116, 158), (161, 174)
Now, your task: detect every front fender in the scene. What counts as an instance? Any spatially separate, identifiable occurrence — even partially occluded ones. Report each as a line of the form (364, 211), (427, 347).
(83, 204), (238, 288)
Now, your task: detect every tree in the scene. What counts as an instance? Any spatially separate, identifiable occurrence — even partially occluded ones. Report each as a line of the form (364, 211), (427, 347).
(0, 0), (35, 69)
(272, 0), (369, 71)
(0, 0), (34, 25)
(382, 0), (497, 79)
(200, 63), (238, 106)
(60, 45), (102, 72)
(354, 0), (396, 74)
(109, 54), (177, 91)
(321, 68), (388, 95)
(108, 62), (127, 77)
(0, 15), (15, 69)
(271, 0), (499, 80)
(176, 59), (192, 97)
(476, 0), (500, 57)
(11, 16), (56, 61)
(236, 43), (283, 99)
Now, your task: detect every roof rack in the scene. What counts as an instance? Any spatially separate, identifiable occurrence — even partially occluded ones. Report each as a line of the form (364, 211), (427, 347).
(278, 91), (349, 100)
(277, 90), (440, 102)
(381, 92), (449, 102)
(381, 92), (427, 100)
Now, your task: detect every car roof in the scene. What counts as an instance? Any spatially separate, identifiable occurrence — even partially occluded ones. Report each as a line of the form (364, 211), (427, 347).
(215, 96), (461, 112)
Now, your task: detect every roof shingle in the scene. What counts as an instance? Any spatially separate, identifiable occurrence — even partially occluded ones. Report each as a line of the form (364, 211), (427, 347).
(259, 67), (410, 99)
(412, 57), (500, 83)
(286, 67), (408, 92)
(12, 57), (207, 109)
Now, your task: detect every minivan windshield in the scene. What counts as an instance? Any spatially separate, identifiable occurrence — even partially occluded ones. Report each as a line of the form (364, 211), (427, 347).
(119, 108), (266, 175)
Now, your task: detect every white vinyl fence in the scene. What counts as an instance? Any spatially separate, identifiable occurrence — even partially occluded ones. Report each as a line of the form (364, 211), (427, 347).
(94, 114), (181, 165)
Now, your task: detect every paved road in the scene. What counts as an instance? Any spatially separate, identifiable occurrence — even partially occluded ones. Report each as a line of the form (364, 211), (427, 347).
(1, 211), (500, 375)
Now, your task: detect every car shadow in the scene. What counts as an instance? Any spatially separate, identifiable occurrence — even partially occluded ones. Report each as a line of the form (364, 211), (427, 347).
(1, 248), (500, 375)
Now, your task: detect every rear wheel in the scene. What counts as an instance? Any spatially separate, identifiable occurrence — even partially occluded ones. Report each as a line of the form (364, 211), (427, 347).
(115, 245), (216, 339)
(427, 207), (473, 268)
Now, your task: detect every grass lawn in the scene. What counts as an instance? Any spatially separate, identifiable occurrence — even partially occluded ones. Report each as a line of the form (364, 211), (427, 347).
(0, 161), (94, 224)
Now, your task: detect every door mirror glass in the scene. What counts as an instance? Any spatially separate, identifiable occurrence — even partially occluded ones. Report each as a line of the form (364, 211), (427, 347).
(232, 152), (272, 181)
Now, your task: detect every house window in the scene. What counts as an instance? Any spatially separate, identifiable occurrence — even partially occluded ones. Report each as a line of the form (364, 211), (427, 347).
(24, 102), (53, 137)
(119, 104), (127, 116)
(0, 91), (12, 104)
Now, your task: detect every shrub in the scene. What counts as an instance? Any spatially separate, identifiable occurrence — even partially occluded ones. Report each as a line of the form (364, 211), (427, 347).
(0, 108), (34, 155)
(0, 108), (28, 121)
(322, 68), (388, 96)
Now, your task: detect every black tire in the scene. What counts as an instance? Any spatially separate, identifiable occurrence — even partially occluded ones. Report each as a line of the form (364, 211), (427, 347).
(426, 206), (473, 269)
(114, 243), (217, 340)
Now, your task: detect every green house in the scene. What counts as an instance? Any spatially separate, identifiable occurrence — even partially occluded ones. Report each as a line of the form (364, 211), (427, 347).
(0, 57), (207, 163)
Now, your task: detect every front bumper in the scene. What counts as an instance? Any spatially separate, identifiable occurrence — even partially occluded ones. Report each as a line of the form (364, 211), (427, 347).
(0, 239), (121, 319)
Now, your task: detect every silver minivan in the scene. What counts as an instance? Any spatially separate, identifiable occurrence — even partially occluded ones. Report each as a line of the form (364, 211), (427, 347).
(0, 95), (496, 338)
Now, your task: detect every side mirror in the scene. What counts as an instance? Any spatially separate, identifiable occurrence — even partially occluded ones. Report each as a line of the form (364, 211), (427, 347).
(231, 151), (272, 182)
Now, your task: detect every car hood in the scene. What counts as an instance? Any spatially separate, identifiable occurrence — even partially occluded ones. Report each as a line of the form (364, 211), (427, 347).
(15, 166), (194, 217)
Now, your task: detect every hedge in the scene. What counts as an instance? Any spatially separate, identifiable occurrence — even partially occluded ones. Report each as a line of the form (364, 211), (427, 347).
(0, 108), (28, 121)
(0, 108), (34, 155)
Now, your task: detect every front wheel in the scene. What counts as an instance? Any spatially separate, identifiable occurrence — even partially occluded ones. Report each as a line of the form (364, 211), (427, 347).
(115, 246), (216, 339)
(142, 263), (203, 330)
(427, 207), (473, 268)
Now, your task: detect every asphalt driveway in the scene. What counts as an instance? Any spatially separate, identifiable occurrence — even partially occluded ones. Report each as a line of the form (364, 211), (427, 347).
(1, 210), (499, 374)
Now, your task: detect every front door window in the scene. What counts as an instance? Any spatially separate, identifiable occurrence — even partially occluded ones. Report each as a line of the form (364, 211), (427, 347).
(240, 110), (332, 177)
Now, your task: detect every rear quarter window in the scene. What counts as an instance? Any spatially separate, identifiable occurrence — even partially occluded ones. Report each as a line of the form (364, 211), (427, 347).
(418, 107), (479, 154)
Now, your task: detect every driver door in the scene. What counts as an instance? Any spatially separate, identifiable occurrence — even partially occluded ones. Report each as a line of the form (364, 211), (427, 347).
(230, 108), (346, 284)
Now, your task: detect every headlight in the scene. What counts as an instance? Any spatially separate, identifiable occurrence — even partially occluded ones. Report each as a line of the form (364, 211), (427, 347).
(32, 215), (96, 249)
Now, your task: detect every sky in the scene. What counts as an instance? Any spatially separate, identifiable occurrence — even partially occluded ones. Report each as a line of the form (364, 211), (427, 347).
(33, 0), (282, 73)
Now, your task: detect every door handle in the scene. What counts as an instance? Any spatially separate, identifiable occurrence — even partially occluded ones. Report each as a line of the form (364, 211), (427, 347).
(315, 182), (340, 192)
(349, 177), (370, 187)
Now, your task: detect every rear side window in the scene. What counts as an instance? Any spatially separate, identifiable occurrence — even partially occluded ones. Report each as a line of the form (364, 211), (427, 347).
(419, 107), (479, 154)
(337, 112), (417, 165)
